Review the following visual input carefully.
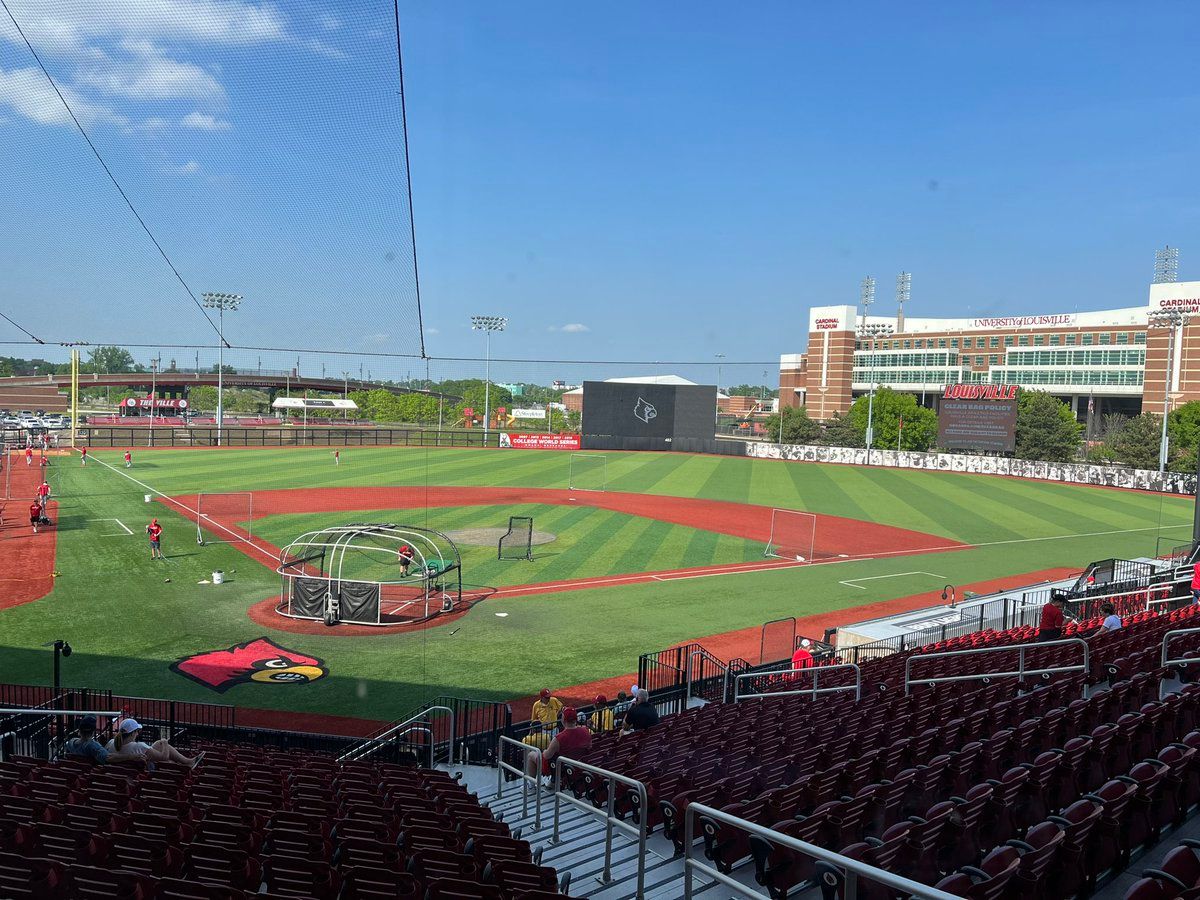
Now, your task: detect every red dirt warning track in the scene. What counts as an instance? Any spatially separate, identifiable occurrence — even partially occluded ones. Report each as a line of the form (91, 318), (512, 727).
(0, 458), (59, 610)
(167, 486), (965, 636)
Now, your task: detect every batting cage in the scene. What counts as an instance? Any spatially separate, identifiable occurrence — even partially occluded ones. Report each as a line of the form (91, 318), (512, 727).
(497, 515), (534, 561)
(195, 492), (254, 546)
(276, 524), (462, 627)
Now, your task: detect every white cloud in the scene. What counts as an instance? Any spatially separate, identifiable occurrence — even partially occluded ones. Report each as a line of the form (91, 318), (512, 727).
(318, 13), (341, 31)
(181, 110), (230, 131)
(77, 41), (223, 101)
(425, 327), (440, 335)
(125, 115), (169, 133)
(548, 323), (590, 334)
(175, 159), (200, 174)
(364, 332), (390, 345)
(0, 65), (123, 127)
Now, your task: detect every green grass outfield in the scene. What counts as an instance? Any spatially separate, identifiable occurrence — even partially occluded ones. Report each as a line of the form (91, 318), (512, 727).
(0, 446), (1191, 722)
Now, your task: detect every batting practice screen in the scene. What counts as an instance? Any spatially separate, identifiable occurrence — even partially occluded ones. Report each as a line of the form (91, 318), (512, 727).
(581, 381), (717, 451)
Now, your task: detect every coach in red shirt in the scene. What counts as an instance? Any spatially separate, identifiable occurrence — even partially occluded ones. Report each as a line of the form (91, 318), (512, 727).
(541, 707), (592, 777)
(1039, 595), (1066, 642)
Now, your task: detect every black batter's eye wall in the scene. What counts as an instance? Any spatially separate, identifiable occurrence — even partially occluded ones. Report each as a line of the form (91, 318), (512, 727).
(581, 382), (720, 452)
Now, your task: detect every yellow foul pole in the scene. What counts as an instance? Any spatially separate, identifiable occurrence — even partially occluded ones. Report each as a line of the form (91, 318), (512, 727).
(70, 349), (79, 448)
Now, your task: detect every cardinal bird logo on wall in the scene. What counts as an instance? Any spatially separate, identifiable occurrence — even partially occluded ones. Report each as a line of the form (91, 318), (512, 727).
(633, 397), (657, 424)
(170, 637), (327, 693)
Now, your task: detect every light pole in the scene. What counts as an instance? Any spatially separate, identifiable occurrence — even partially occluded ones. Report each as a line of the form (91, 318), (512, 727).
(201, 292), (242, 446)
(857, 322), (894, 462)
(1149, 309), (1190, 471)
(149, 357), (159, 444)
(342, 371), (350, 423)
(470, 315), (507, 443)
(714, 353), (725, 428)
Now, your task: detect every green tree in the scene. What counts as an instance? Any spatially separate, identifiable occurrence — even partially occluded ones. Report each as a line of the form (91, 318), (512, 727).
(847, 388), (939, 451)
(85, 346), (136, 373)
(763, 406), (820, 443)
(1168, 401), (1200, 455)
(728, 384), (777, 399)
(188, 386), (218, 411)
(1109, 412), (1164, 470)
(821, 411), (865, 448)
(1014, 390), (1083, 462)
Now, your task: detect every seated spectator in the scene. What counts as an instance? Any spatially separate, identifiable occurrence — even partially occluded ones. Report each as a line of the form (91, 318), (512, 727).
(1038, 595), (1067, 642)
(588, 694), (614, 733)
(534, 707), (592, 780)
(62, 715), (107, 764)
(522, 688), (563, 751)
(622, 689), (659, 733)
(105, 719), (204, 768)
(1192, 561), (1200, 604)
(1094, 602), (1123, 635)
(791, 639), (814, 670)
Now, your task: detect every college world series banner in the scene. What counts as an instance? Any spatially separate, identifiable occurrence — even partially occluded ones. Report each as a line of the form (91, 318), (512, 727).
(499, 433), (582, 450)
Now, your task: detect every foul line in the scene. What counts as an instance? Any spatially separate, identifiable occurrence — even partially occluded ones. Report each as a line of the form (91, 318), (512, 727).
(82, 452), (277, 565)
(89, 517), (134, 536)
(839, 571), (944, 591)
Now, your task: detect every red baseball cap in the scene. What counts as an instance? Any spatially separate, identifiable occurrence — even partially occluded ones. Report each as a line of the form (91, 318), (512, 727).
(562, 707), (578, 724)
(539, 688), (551, 700)
(594, 694), (607, 706)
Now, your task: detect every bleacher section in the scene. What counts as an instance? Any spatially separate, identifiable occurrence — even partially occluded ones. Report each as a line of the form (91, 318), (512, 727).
(0, 739), (573, 898)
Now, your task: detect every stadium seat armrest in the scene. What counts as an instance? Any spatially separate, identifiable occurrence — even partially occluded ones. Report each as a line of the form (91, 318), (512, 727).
(1046, 816), (1072, 827)
(865, 838), (884, 848)
(1082, 795), (1105, 803)
(1180, 839), (1200, 850)
(907, 816), (928, 825)
(1006, 839), (1035, 852)
(950, 795), (968, 803)
(1142, 758), (1169, 769)
(960, 866), (989, 881)
(1142, 869), (1189, 891)
(985, 779), (1003, 787)
(1115, 776), (1139, 785)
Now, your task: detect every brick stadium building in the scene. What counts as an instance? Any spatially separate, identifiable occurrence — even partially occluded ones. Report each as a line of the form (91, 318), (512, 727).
(780, 280), (1200, 423)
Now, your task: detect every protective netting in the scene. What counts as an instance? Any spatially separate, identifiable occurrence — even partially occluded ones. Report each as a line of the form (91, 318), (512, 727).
(194, 491), (252, 545)
(497, 515), (533, 561)
(764, 508), (816, 562)
(0, 0), (423, 357)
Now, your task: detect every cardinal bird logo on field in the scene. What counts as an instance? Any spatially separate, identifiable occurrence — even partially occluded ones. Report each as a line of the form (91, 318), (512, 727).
(633, 397), (658, 424)
(170, 638), (327, 693)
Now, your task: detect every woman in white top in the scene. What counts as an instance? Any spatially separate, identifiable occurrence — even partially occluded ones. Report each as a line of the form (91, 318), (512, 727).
(106, 718), (204, 767)
(1094, 602), (1123, 636)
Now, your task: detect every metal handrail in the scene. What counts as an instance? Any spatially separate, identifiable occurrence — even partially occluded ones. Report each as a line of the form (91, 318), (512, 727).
(337, 705), (454, 764)
(1162, 626), (1200, 667)
(734, 663), (862, 702)
(683, 802), (961, 899)
(496, 735), (544, 831)
(686, 648), (728, 706)
(552, 756), (648, 899)
(904, 637), (1090, 696)
(0, 709), (121, 717)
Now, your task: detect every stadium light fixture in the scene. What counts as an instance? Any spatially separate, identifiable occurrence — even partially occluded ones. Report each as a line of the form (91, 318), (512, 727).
(470, 316), (507, 441)
(896, 272), (911, 330)
(715, 353), (726, 426)
(201, 293), (243, 447)
(1154, 246), (1180, 285)
(859, 276), (876, 329)
(1149, 309), (1190, 471)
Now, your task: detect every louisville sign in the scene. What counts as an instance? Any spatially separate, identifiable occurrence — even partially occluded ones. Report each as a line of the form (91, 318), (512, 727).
(122, 397), (189, 409)
(499, 432), (582, 450)
(942, 384), (1019, 401)
(970, 314), (1075, 328)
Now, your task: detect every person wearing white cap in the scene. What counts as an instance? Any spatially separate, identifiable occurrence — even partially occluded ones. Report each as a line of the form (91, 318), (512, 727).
(105, 718), (204, 768)
(791, 639), (814, 670)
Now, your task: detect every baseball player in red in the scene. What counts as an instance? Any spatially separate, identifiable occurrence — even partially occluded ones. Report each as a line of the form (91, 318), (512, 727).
(29, 500), (42, 534)
(333, 449), (340, 466)
(25, 446), (32, 467)
(397, 543), (415, 577)
(80, 447), (88, 466)
(124, 450), (132, 468)
(37, 480), (50, 504)
(146, 518), (164, 560)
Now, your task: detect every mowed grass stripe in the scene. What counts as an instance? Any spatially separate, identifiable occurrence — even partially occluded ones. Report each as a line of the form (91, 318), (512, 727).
(527, 509), (633, 583)
(950, 474), (1148, 538)
(695, 457), (754, 505)
(603, 517), (674, 576)
(781, 462), (873, 522)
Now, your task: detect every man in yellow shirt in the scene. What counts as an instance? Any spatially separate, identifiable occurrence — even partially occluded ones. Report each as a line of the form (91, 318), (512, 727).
(588, 694), (615, 733)
(523, 688), (562, 750)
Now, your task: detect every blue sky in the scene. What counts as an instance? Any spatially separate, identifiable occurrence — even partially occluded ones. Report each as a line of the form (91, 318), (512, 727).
(1, 1), (1198, 385)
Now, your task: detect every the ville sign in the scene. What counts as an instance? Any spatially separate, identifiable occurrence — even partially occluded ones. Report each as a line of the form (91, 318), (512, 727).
(942, 384), (1019, 401)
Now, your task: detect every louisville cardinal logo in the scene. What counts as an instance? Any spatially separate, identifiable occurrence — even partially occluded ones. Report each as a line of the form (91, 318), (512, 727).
(633, 397), (657, 424)
(170, 638), (327, 693)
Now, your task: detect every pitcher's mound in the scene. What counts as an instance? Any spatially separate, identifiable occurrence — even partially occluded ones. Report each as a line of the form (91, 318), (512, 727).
(446, 527), (557, 547)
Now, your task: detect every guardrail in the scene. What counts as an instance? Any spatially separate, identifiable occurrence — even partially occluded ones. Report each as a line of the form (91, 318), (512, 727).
(496, 736), (544, 831)
(904, 638), (1090, 696)
(682, 803), (961, 899)
(337, 705), (454, 765)
(552, 756), (648, 898)
(733, 663), (862, 702)
(1162, 627), (1200, 668)
(686, 648), (729, 706)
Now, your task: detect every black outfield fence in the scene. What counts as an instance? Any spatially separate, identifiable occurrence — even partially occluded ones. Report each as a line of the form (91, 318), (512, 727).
(78, 426), (502, 449)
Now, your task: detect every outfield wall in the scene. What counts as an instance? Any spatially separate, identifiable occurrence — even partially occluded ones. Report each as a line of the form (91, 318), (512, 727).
(745, 442), (1197, 495)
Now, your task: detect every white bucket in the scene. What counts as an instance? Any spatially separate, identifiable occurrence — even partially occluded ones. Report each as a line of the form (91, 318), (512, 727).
(144, 494), (152, 503)
(212, 571), (225, 585)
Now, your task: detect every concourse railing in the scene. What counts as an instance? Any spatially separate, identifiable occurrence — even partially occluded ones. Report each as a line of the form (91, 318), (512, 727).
(337, 705), (454, 765)
(683, 803), (962, 899)
(495, 735), (544, 831)
(552, 756), (648, 899)
(733, 662), (862, 702)
(1162, 626), (1200, 668)
(903, 637), (1090, 696)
